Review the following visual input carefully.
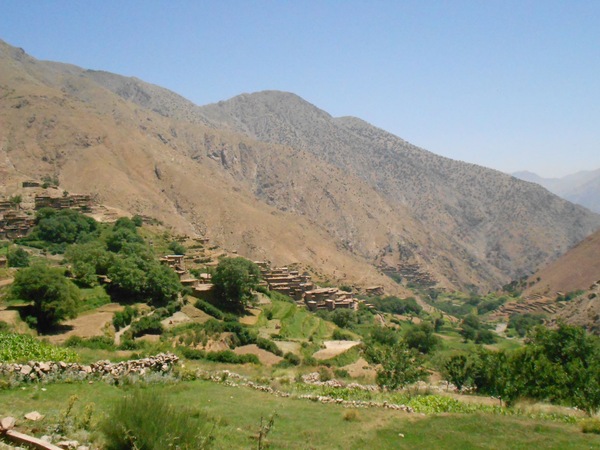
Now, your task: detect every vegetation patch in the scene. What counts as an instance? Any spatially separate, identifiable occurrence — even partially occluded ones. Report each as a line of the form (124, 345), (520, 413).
(0, 332), (78, 362)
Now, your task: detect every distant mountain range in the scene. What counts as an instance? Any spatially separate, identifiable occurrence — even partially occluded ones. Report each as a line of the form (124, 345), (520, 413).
(512, 170), (600, 213)
(1, 39), (599, 292)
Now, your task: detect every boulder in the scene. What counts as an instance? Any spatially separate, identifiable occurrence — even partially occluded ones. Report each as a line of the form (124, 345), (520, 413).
(24, 411), (44, 421)
(0, 416), (16, 431)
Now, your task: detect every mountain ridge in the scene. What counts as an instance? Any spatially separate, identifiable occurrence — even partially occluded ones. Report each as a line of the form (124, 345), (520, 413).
(512, 169), (600, 213)
(1, 39), (599, 292)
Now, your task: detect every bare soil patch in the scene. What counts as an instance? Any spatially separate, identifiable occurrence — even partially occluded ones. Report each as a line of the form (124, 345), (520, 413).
(181, 304), (213, 323)
(275, 340), (301, 355)
(46, 310), (118, 344)
(341, 357), (376, 379)
(239, 308), (261, 325)
(161, 311), (192, 328)
(258, 319), (281, 339)
(233, 344), (283, 365)
(313, 340), (360, 360)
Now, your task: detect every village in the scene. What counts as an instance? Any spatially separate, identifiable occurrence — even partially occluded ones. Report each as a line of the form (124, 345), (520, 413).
(1, 181), (384, 314)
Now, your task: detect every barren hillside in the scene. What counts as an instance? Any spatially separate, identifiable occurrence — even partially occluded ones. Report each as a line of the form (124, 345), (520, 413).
(1, 39), (599, 292)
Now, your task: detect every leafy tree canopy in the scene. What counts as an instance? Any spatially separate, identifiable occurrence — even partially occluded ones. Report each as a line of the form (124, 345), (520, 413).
(7, 247), (30, 268)
(10, 264), (81, 332)
(33, 208), (98, 245)
(212, 257), (260, 313)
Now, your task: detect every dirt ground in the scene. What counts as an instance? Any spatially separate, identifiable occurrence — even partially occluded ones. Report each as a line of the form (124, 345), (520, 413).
(233, 344), (283, 365)
(45, 303), (124, 344)
(274, 340), (301, 355)
(239, 308), (261, 325)
(340, 357), (377, 379)
(312, 340), (360, 360)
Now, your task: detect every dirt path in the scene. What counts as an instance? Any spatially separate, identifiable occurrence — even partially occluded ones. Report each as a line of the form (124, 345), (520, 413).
(0, 278), (14, 287)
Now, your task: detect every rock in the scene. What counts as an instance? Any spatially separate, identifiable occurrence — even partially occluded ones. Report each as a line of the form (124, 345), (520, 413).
(24, 411), (43, 421)
(57, 440), (80, 449)
(0, 416), (16, 431)
(20, 365), (32, 375)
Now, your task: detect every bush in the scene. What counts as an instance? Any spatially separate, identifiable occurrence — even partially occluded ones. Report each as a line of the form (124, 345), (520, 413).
(205, 350), (259, 364)
(195, 299), (228, 320)
(129, 316), (164, 337)
(283, 352), (301, 366)
(168, 241), (186, 255)
(256, 337), (283, 356)
(581, 418), (600, 434)
(101, 389), (214, 449)
(332, 328), (354, 341)
(112, 306), (139, 331)
(342, 410), (360, 421)
(7, 247), (29, 268)
(64, 335), (115, 351)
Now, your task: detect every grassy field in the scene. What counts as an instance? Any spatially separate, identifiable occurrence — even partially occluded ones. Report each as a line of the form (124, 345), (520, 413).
(0, 379), (598, 449)
(264, 300), (335, 341)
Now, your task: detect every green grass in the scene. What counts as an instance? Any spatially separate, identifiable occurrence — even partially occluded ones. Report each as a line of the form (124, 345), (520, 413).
(269, 301), (334, 340)
(0, 380), (597, 449)
(78, 286), (111, 313)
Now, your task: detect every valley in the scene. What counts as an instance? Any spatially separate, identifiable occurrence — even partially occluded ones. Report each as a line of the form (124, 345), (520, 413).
(1, 39), (600, 449)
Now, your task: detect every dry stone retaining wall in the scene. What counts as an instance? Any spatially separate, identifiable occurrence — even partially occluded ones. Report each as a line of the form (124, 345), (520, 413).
(0, 353), (179, 382)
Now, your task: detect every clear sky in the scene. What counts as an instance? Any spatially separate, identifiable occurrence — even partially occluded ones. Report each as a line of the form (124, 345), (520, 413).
(1, 0), (599, 178)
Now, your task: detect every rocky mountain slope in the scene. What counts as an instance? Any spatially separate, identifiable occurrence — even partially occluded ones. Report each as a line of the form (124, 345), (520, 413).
(1, 39), (599, 292)
(513, 169), (600, 213)
(524, 228), (600, 297)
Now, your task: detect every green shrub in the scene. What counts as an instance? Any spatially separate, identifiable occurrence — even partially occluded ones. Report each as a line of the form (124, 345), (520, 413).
(581, 418), (600, 434)
(64, 335), (115, 351)
(112, 305), (139, 331)
(129, 316), (164, 337)
(332, 328), (354, 341)
(283, 352), (301, 366)
(195, 299), (224, 319)
(256, 337), (283, 356)
(7, 247), (30, 268)
(205, 350), (259, 364)
(101, 389), (214, 449)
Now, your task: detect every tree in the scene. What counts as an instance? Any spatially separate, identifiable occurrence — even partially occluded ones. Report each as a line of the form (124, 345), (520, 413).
(441, 353), (474, 390)
(212, 257), (260, 313)
(33, 208), (98, 245)
(168, 240), (186, 255)
(7, 247), (30, 268)
(64, 241), (114, 286)
(366, 341), (427, 390)
(404, 322), (441, 354)
(10, 264), (81, 332)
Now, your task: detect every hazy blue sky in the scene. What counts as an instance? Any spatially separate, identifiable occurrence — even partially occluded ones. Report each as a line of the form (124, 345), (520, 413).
(2, 1), (599, 177)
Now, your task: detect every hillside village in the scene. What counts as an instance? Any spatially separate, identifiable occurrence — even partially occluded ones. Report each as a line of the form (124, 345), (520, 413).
(1, 37), (600, 449)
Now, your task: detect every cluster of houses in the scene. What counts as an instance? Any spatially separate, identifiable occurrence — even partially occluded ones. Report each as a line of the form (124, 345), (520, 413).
(0, 209), (34, 240)
(256, 262), (369, 311)
(159, 254), (214, 300)
(34, 194), (92, 210)
(159, 255), (379, 312)
(0, 183), (94, 240)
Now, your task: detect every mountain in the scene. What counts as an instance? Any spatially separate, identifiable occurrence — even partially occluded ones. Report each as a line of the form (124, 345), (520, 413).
(523, 228), (600, 333)
(1, 39), (599, 292)
(513, 169), (600, 213)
